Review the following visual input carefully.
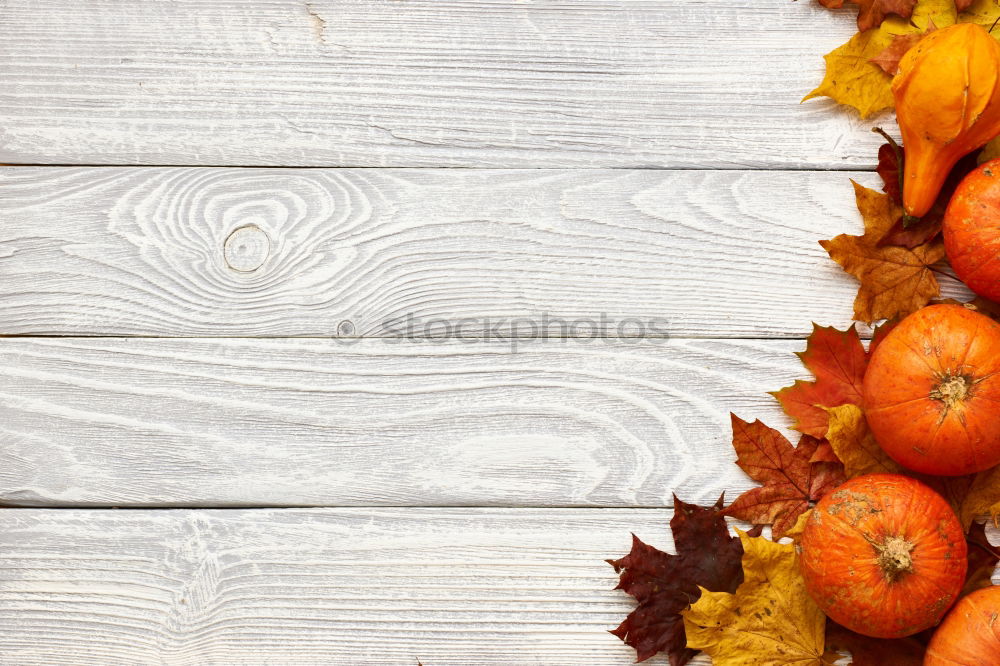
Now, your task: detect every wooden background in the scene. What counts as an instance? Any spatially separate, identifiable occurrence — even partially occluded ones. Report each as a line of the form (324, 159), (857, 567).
(0, 1), (994, 663)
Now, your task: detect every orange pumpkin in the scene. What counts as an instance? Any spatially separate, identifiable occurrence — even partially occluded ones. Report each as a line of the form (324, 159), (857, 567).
(925, 586), (1000, 665)
(799, 474), (966, 639)
(944, 159), (1000, 303)
(863, 304), (1000, 476)
(893, 24), (1000, 218)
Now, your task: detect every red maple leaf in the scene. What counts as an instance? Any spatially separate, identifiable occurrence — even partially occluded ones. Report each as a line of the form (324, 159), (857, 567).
(722, 416), (845, 539)
(608, 495), (744, 665)
(771, 324), (868, 438)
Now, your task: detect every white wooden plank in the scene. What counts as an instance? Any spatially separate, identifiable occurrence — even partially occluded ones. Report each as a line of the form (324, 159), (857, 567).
(0, 0), (878, 168)
(0, 508), (995, 665)
(0, 508), (691, 665)
(1, 336), (810, 507)
(0, 168), (970, 337)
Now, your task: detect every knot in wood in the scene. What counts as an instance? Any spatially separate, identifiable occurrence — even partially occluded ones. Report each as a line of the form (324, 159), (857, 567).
(224, 225), (270, 272)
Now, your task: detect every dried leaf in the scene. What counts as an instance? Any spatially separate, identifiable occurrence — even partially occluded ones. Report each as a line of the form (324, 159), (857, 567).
(819, 0), (918, 32)
(875, 145), (977, 248)
(825, 404), (903, 477)
(722, 417), (845, 540)
(870, 30), (929, 74)
(877, 215), (944, 249)
(825, 622), (926, 665)
(771, 324), (868, 438)
(810, 440), (842, 463)
(803, 30), (898, 118)
(682, 532), (836, 665)
(805, 0), (956, 118)
(826, 404), (1000, 529)
(958, 465), (1000, 529)
(608, 495), (744, 665)
(820, 181), (945, 323)
(959, 0), (1000, 32)
(876, 139), (904, 203)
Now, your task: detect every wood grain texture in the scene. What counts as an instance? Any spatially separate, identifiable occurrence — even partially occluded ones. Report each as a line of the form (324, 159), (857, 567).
(0, 508), (699, 665)
(0, 167), (972, 337)
(1, 336), (816, 507)
(1, 507), (996, 665)
(0, 0), (881, 168)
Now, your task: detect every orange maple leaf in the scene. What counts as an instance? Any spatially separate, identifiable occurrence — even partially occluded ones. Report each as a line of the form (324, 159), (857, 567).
(820, 181), (946, 324)
(771, 324), (868, 438)
(722, 416), (845, 539)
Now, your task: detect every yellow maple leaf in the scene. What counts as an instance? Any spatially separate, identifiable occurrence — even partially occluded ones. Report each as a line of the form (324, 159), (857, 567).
(959, 0), (1000, 32)
(825, 404), (903, 478)
(804, 0), (957, 117)
(958, 464), (1000, 527)
(826, 404), (1000, 528)
(820, 181), (946, 323)
(682, 532), (836, 665)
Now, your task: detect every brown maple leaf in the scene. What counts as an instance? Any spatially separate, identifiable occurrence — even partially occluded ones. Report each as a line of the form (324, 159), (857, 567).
(608, 495), (743, 665)
(820, 181), (945, 323)
(722, 416), (845, 539)
(818, 0), (918, 32)
(771, 324), (868, 438)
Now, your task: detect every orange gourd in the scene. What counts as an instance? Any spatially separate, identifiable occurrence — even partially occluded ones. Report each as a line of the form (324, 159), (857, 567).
(863, 304), (1000, 476)
(944, 158), (1000, 302)
(798, 474), (967, 639)
(925, 586), (1000, 665)
(893, 24), (1000, 218)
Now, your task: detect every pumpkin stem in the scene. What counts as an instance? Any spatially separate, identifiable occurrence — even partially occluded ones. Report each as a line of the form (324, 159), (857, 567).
(930, 373), (973, 408)
(876, 536), (915, 581)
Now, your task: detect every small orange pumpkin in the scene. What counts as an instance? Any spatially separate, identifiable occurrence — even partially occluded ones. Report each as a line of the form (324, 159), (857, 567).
(893, 23), (1000, 218)
(799, 474), (966, 639)
(925, 586), (1000, 665)
(863, 304), (1000, 476)
(944, 158), (1000, 303)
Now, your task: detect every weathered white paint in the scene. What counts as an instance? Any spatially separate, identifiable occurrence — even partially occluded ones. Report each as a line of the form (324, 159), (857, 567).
(0, 508), (994, 664)
(0, 0), (881, 167)
(0, 167), (971, 337)
(0, 508), (691, 664)
(0, 336), (815, 507)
